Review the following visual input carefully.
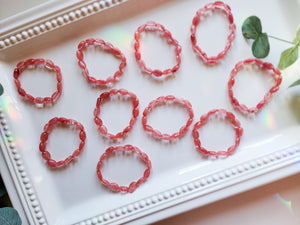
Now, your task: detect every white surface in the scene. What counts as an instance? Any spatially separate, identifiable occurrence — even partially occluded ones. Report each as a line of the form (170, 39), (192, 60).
(0, 0), (300, 224)
(0, 0), (51, 20)
(153, 173), (300, 225)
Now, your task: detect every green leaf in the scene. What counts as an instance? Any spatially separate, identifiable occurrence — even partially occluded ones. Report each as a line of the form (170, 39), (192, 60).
(278, 46), (299, 70)
(0, 83), (3, 96)
(252, 33), (270, 58)
(0, 207), (21, 225)
(293, 25), (300, 45)
(289, 78), (300, 88)
(0, 176), (7, 197)
(242, 16), (262, 39)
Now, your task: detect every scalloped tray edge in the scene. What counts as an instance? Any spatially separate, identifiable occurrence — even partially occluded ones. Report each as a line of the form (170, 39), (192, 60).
(0, 0), (127, 51)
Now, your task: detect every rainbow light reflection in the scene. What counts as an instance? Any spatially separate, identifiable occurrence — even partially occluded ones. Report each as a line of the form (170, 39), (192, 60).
(0, 97), (22, 121)
(274, 193), (293, 214)
(258, 109), (277, 130)
(0, 97), (23, 148)
(102, 26), (132, 53)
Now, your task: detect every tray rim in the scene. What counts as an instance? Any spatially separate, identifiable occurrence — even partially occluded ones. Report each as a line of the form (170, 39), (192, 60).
(0, 0), (128, 51)
(1, 0), (300, 224)
(1, 101), (300, 224)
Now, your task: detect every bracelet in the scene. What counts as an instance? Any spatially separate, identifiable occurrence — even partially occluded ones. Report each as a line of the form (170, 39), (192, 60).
(94, 89), (139, 140)
(192, 109), (243, 156)
(76, 38), (126, 87)
(228, 58), (282, 114)
(134, 21), (182, 77)
(13, 58), (62, 106)
(142, 95), (194, 140)
(190, 1), (236, 64)
(39, 117), (86, 168)
(96, 145), (151, 193)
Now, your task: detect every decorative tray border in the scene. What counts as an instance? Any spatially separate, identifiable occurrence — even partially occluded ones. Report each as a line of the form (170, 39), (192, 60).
(0, 0), (127, 51)
(1, 0), (300, 224)
(1, 101), (300, 224)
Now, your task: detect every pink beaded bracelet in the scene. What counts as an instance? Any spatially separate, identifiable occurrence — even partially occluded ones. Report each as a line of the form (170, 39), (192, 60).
(228, 58), (282, 114)
(13, 58), (62, 106)
(134, 21), (182, 77)
(94, 89), (139, 140)
(190, 1), (236, 64)
(192, 109), (243, 156)
(142, 95), (194, 141)
(39, 117), (86, 168)
(76, 38), (126, 87)
(96, 145), (151, 193)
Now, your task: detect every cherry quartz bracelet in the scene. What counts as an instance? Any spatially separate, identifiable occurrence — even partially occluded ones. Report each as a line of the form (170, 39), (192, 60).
(142, 95), (194, 141)
(96, 145), (151, 193)
(134, 21), (182, 77)
(76, 38), (126, 87)
(190, 1), (236, 64)
(39, 117), (86, 168)
(94, 89), (139, 140)
(13, 58), (62, 106)
(192, 109), (243, 156)
(228, 58), (282, 114)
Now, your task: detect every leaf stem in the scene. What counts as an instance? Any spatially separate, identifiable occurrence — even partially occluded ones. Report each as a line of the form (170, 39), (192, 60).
(268, 35), (294, 45)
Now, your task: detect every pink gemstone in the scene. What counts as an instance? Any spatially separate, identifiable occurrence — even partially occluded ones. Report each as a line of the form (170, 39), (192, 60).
(42, 151), (50, 160)
(94, 117), (102, 126)
(25, 59), (35, 66)
(39, 142), (46, 152)
(120, 186), (128, 192)
(78, 41), (86, 50)
(57, 82), (62, 92)
(72, 149), (81, 157)
(100, 92), (110, 99)
(119, 89), (128, 95)
(123, 126), (130, 133)
(133, 100), (139, 107)
(56, 161), (65, 167)
(79, 131), (86, 141)
(18, 88), (26, 96)
(86, 38), (95, 44)
(110, 183), (120, 192)
(56, 72), (62, 82)
(133, 108), (139, 117)
(34, 97), (44, 104)
(78, 60), (86, 69)
(193, 16), (200, 25)
(76, 50), (84, 61)
(94, 108), (100, 117)
(79, 141), (85, 150)
(51, 92), (59, 101)
(26, 94), (35, 102)
(153, 70), (163, 77)
(47, 159), (57, 167)
(13, 69), (20, 79)
(40, 132), (48, 142)
(16, 61), (25, 68)
(87, 76), (97, 83)
(128, 182), (137, 193)
(99, 126), (107, 134)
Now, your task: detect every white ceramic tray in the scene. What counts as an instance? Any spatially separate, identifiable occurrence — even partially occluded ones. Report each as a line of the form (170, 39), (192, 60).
(1, 0), (300, 224)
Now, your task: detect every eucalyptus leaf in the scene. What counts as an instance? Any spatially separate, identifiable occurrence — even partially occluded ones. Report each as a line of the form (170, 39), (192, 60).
(242, 16), (262, 39)
(252, 33), (270, 58)
(0, 83), (3, 96)
(293, 26), (300, 45)
(0, 207), (21, 225)
(0, 177), (6, 197)
(289, 78), (300, 88)
(278, 46), (299, 70)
